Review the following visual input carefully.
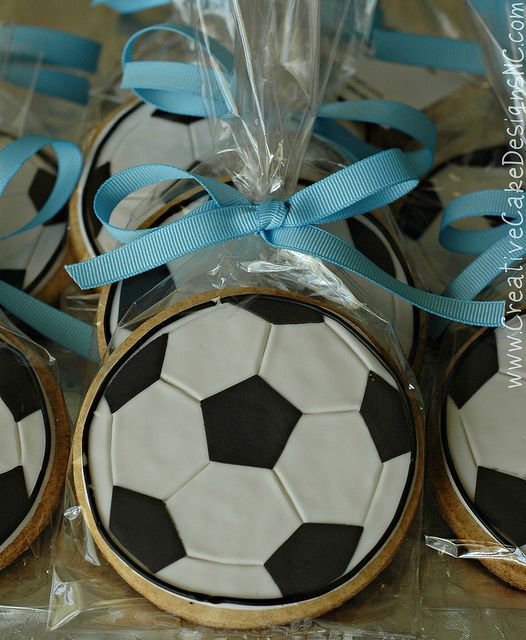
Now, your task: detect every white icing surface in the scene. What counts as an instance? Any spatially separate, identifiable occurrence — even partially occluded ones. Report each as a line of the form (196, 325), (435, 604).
(18, 410), (47, 495)
(460, 372), (526, 480)
(446, 397), (478, 500)
(166, 463), (301, 564)
(157, 556), (281, 599)
(112, 380), (208, 501)
(0, 397), (21, 473)
(260, 322), (370, 413)
(347, 451), (412, 571)
(161, 303), (270, 400)
(88, 396), (114, 529)
(0, 135), (65, 291)
(496, 326), (526, 380)
(275, 412), (382, 525)
(324, 216), (414, 358)
(76, 102), (214, 257)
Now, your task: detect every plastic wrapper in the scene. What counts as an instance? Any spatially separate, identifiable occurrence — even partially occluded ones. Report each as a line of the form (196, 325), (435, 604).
(0, 312), (72, 635)
(51, 1), (425, 636)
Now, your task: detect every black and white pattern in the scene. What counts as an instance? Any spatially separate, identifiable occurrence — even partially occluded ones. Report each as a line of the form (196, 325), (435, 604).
(0, 134), (68, 293)
(443, 316), (526, 550)
(74, 101), (213, 257)
(86, 294), (416, 603)
(398, 145), (508, 293)
(0, 338), (52, 554)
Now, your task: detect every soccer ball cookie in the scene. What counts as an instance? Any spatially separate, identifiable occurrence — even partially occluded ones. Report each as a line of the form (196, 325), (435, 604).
(75, 288), (423, 628)
(96, 188), (425, 367)
(69, 100), (213, 259)
(0, 134), (70, 304)
(397, 145), (507, 293)
(432, 315), (526, 589)
(0, 331), (69, 570)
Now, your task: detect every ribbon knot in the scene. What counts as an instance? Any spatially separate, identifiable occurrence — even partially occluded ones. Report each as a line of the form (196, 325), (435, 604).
(257, 199), (289, 233)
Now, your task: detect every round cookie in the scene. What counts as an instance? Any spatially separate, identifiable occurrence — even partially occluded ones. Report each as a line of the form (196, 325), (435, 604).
(396, 145), (507, 293)
(432, 315), (526, 589)
(96, 187), (425, 367)
(75, 288), (423, 628)
(0, 330), (70, 570)
(0, 134), (70, 305)
(69, 100), (214, 260)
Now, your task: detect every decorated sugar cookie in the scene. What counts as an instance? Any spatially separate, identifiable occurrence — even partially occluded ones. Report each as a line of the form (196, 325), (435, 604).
(433, 315), (526, 589)
(96, 186), (425, 366)
(70, 100), (213, 259)
(75, 289), (423, 628)
(397, 145), (507, 293)
(0, 331), (69, 570)
(0, 134), (69, 303)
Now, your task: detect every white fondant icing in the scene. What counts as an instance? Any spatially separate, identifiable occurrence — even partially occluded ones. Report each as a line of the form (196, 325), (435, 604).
(275, 412), (382, 525)
(166, 462), (301, 565)
(23, 223), (66, 287)
(347, 451), (411, 571)
(496, 324), (526, 380)
(0, 397), (21, 473)
(259, 322), (369, 413)
(112, 380), (209, 501)
(161, 303), (270, 401)
(324, 317), (397, 389)
(446, 397), (478, 500)
(88, 396), (114, 529)
(18, 410), (47, 495)
(157, 556), (282, 599)
(460, 372), (526, 479)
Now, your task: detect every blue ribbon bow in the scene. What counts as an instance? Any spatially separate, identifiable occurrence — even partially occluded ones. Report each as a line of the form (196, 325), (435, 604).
(65, 150), (505, 328)
(0, 137), (94, 359)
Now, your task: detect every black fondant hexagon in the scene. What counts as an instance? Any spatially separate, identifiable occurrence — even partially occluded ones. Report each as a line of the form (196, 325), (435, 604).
(450, 331), (498, 409)
(0, 466), (30, 544)
(346, 218), (395, 277)
(264, 523), (363, 596)
(398, 177), (442, 240)
(118, 265), (172, 326)
(105, 334), (168, 413)
(152, 110), (201, 125)
(0, 269), (25, 290)
(474, 466), (526, 547)
(360, 372), (411, 462)
(109, 485), (185, 572)
(0, 345), (41, 421)
(85, 162), (111, 238)
(229, 296), (324, 325)
(29, 168), (55, 212)
(201, 375), (301, 468)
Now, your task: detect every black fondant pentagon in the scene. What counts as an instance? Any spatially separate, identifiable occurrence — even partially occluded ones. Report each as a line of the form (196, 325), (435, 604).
(264, 523), (363, 597)
(360, 372), (411, 462)
(84, 162), (111, 239)
(0, 269), (25, 290)
(118, 265), (172, 326)
(0, 345), (41, 421)
(229, 296), (324, 325)
(346, 218), (395, 277)
(28, 168), (55, 212)
(474, 466), (526, 547)
(152, 110), (201, 126)
(398, 177), (442, 240)
(105, 334), (168, 413)
(201, 375), (301, 468)
(0, 466), (30, 544)
(449, 331), (498, 409)
(109, 486), (185, 572)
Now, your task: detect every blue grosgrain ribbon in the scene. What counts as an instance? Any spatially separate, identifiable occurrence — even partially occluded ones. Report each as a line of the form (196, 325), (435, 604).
(120, 23), (437, 176)
(65, 150), (505, 327)
(0, 137), (94, 359)
(0, 25), (101, 105)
